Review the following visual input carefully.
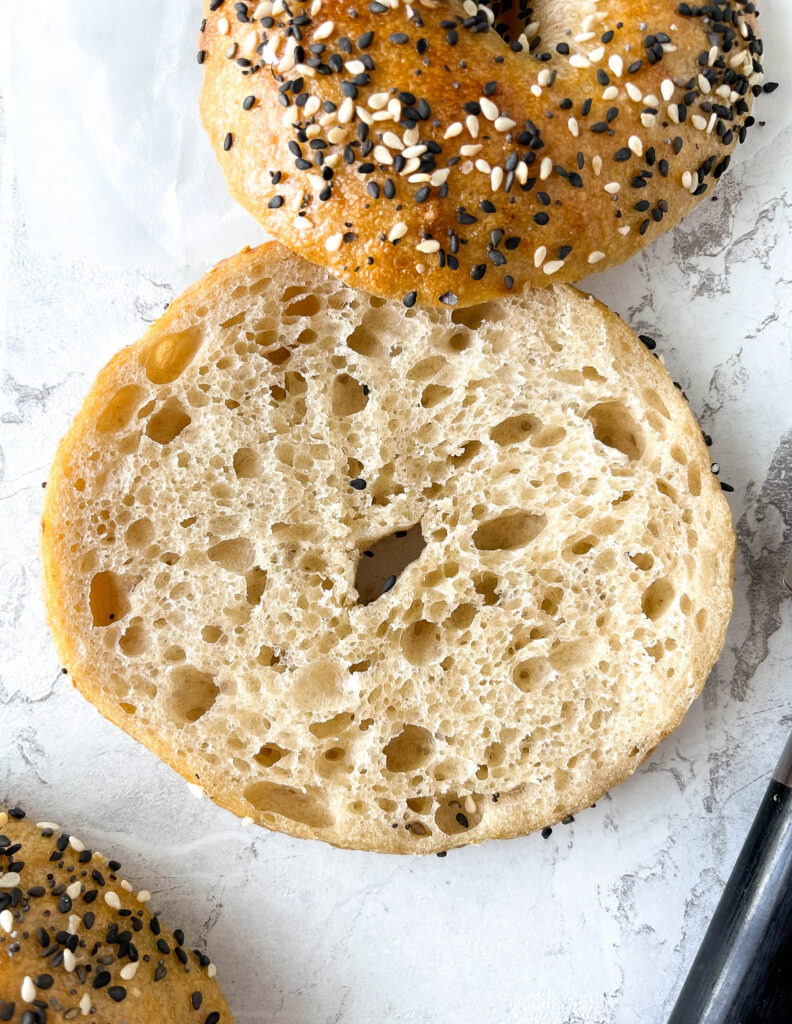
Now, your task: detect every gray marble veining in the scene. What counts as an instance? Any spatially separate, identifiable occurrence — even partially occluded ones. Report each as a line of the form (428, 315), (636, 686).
(0, 3), (790, 1022)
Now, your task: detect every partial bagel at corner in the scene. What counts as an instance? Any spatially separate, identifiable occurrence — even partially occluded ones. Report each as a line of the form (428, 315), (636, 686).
(199, 0), (768, 308)
(42, 243), (734, 854)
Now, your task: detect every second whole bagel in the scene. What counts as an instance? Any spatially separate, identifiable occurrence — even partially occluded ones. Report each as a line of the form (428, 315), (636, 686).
(199, 0), (765, 307)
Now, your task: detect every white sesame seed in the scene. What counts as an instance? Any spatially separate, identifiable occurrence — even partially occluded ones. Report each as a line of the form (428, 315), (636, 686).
(592, 155), (602, 176)
(667, 104), (680, 125)
(475, 158), (492, 174)
(494, 116), (516, 132)
(187, 782), (205, 799)
(137, 889), (151, 903)
(459, 161), (473, 175)
(707, 112), (718, 134)
(625, 82), (643, 102)
(0, 873), (21, 889)
(208, 964), (217, 979)
(465, 114), (479, 138)
(304, 124), (321, 140)
(416, 239), (440, 254)
(533, 245), (547, 268)
(313, 20), (334, 40)
(401, 157), (421, 175)
(253, 2), (272, 16)
(588, 251), (606, 264)
(567, 117), (579, 138)
(588, 46), (605, 62)
(628, 135), (643, 156)
(644, 93), (659, 106)
(618, 225), (631, 235)
(604, 181), (621, 194)
(36, 822), (59, 831)
(217, 17), (230, 34)
(537, 69), (552, 87)
(491, 167), (504, 191)
(68, 835), (85, 853)
(303, 96), (321, 118)
(692, 114), (708, 131)
(382, 131), (403, 150)
(79, 993), (91, 1016)
(661, 78), (675, 101)
(402, 144), (427, 158)
(602, 86), (619, 101)
(540, 157), (552, 180)
(662, 43), (677, 53)
(368, 92), (389, 110)
(574, 32), (596, 43)
(479, 97), (498, 121)
(682, 171), (693, 189)
(120, 879), (133, 892)
(464, 795), (477, 814)
(104, 890), (122, 911)
(120, 962), (139, 981)
(443, 122), (463, 140)
(431, 168), (450, 186)
(530, 84), (542, 98)
(387, 98), (401, 121)
(345, 59), (365, 74)
(337, 97), (354, 124)
(66, 880), (82, 900)
(403, 126), (420, 146)
(325, 233), (343, 252)
(640, 113), (656, 128)
(515, 162), (528, 184)
(463, 0), (477, 12)
(388, 222), (408, 242)
(68, 914), (80, 934)
(327, 126), (346, 144)
(698, 74), (711, 94)
(608, 54), (623, 77)
(543, 260), (565, 276)
(21, 977), (36, 1003)
(570, 54), (590, 69)
(0, 909), (13, 933)
(373, 145), (392, 164)
(64, 948), (77, 972)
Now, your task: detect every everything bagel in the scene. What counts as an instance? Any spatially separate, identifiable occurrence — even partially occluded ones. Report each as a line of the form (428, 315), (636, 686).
(199, 0), (768, 308)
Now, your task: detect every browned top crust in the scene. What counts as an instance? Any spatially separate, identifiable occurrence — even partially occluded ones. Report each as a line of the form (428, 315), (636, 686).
(199, 0), (767, 307)
(0, 807), (232, 1023)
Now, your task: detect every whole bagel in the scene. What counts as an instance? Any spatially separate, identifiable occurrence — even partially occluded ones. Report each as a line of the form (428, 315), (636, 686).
(0, 806), (232, 1023)
(199, 0), (766, 308)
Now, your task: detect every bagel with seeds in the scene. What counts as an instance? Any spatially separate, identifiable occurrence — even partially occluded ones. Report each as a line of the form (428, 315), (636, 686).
(0, 806), (231, 1023)
(42, 242), (734, 854)
(198, 0), (767, 308)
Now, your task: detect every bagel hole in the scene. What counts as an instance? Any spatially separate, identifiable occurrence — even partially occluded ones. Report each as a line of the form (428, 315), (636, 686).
(355, 523), (426, 605)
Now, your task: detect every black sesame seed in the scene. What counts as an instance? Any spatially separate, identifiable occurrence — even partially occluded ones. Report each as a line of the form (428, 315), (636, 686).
(223, 133), (233, 152)
(242, 95), (256, 110)
(439, 291), (458, 305)
(206, 1014), (221, 1024)
(541, 827), (552, 839)
(108, 987), (127, 1003)
(456, 813), (469, 829)
(93, 971), (111, 989)
(197, 51), (207, 65)
(402, 292), (417, 308)
(350, 478), (367, 490)
(382, 575), (397, 594)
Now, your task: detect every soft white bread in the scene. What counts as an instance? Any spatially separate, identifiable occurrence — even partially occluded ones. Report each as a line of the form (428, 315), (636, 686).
(198, 0), (766, 307)
(42, 242), (734, 854)
(0, 806), (231, 1023)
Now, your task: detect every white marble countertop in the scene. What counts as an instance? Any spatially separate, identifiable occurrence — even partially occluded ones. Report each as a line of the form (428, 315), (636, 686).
(1, 4), (790, 1023)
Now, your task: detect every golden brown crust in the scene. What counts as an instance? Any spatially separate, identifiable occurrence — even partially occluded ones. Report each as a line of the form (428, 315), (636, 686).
(42, 243), (735, 854)
(199, 0), (764, 307)
(0, 807), (232, 1023)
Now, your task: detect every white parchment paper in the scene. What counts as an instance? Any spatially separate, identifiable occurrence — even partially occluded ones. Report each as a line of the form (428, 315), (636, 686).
(0, 1), (265, 274)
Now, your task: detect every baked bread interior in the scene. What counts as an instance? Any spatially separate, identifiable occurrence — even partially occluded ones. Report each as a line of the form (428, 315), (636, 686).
(42, 242), (734, 853)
